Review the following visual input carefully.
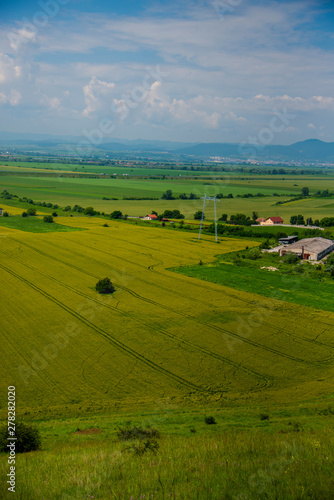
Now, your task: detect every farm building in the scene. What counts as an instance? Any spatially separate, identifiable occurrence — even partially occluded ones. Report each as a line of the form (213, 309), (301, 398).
(279, 235), (298, 245)
(256, 217), (267, 224)
(280, 237), (334, 261)
(0, 208), (3, 216)
(142, 214), (158, 221)
(260, 216), (284, 225)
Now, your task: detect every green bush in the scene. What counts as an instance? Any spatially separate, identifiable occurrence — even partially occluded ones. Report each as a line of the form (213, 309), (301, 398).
(43, 215), (54, 223)
(247, 247), (262, 260)
(95, 277), (115, 294)
(283, 253), (299, 264)
(117, 424), (160, 441)
(204, 416), (217, 425)
(0, 422), (41, 453)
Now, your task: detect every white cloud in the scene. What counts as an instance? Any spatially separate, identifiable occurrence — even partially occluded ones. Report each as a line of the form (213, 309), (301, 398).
(0, 53), (22, 83)
(8, 90), (21, 106)
(82, 76), (115, 116)
(0, 0), (333, 142)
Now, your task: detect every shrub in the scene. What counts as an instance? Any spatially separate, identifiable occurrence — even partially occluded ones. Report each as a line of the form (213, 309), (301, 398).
(204, 416), (217, 425)
(117, 424), (160, 441)
(22, 211), (28, 217)
(0, 422), (41, 453)
(2, 211), (9, 217)
(27, 207), (36, 216)
(43, 215), (54, 223)
(95, 277), (115, 294)
(260, 413), (270, 421)
(283, 253), (299, 264)
(52, 212), (58, 217)
(110, 210), (123, 219)
(124, 439), (159, 456)
(84, 206), (96, 216)
(102, 223), (109, 227)
(194, 210), (204, 220)
(247, 247), (261, 260)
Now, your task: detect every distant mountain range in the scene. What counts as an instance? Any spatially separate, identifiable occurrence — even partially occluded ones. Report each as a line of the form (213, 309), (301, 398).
(174, 139), (334, 162)
(0, 132), (333, 163)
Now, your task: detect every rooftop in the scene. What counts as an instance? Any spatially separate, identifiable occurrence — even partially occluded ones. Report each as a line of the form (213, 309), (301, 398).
(285, 237), (334, 254)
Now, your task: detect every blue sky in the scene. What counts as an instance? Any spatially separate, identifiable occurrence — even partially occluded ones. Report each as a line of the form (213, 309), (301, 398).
(0, 0), (334, 144)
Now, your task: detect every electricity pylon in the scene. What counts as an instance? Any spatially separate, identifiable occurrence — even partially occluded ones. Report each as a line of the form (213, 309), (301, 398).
(198, 194), (220, 242)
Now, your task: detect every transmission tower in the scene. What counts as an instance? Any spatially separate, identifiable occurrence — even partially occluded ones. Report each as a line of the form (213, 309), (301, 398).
(198, 194), (220, 242)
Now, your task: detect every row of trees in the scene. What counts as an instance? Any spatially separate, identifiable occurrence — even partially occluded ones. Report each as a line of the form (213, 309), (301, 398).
(290, 215), (334, 227)
(161, 189), (198, 200)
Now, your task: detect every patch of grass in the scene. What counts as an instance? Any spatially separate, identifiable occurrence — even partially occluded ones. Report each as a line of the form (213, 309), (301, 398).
(0, 215), (83, 233)
(174, 249), (334, 312)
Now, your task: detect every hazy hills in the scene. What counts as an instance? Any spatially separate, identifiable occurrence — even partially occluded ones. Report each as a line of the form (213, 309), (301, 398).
(0, 132), (334, 163)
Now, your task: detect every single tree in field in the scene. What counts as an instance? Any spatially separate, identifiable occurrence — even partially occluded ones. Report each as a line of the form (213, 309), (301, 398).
(301, 187), (309, 197)
(27, 207), (36, 216)
(252, 211), (259, 222)
(95, 277), (115, 294)
(161, 189), (174, 200)
(43, 215), (54, 223)
(110, 210), (123, 219)
(194, 210), (204, 220)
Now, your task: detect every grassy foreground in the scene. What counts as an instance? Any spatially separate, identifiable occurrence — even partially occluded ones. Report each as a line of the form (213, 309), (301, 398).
(1, 405), (334, 499)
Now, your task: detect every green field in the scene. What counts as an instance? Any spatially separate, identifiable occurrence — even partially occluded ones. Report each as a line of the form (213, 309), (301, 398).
(0, 215), (83, 233)
(1, 164), (334, 221)
(174, 248), (334, 313)
(1, 161), (334, 499)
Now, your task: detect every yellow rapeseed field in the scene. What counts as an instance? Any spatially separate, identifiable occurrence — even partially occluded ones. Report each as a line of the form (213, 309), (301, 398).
(0, 217), (334, 417)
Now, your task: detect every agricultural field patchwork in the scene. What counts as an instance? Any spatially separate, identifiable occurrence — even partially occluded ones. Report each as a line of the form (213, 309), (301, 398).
(1, 217), (334, 419)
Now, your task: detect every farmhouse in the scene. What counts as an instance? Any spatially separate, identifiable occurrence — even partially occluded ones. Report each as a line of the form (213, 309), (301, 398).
(0, 208), (3, 216)
(279, 235), (298, 245)
(280, 237), (334, 261)
(142, 214), (158, 221)
(256, 217), (267, 224)
(260, 216), (284, 225)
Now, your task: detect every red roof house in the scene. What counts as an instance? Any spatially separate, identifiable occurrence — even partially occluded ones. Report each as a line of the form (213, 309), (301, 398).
(143, 214), (158, 220)
(261, 216), (284, 225)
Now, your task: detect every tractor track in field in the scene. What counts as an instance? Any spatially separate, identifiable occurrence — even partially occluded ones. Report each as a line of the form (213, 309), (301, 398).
(4, 239), (333, 384)
(78, 237), (334, 353)
(0, 324), (69, 401)
(5, 237), (333, 368)
(1, 243), (272, 392)
(24, 235), (334, 358)
(0, 262), (203, 393)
